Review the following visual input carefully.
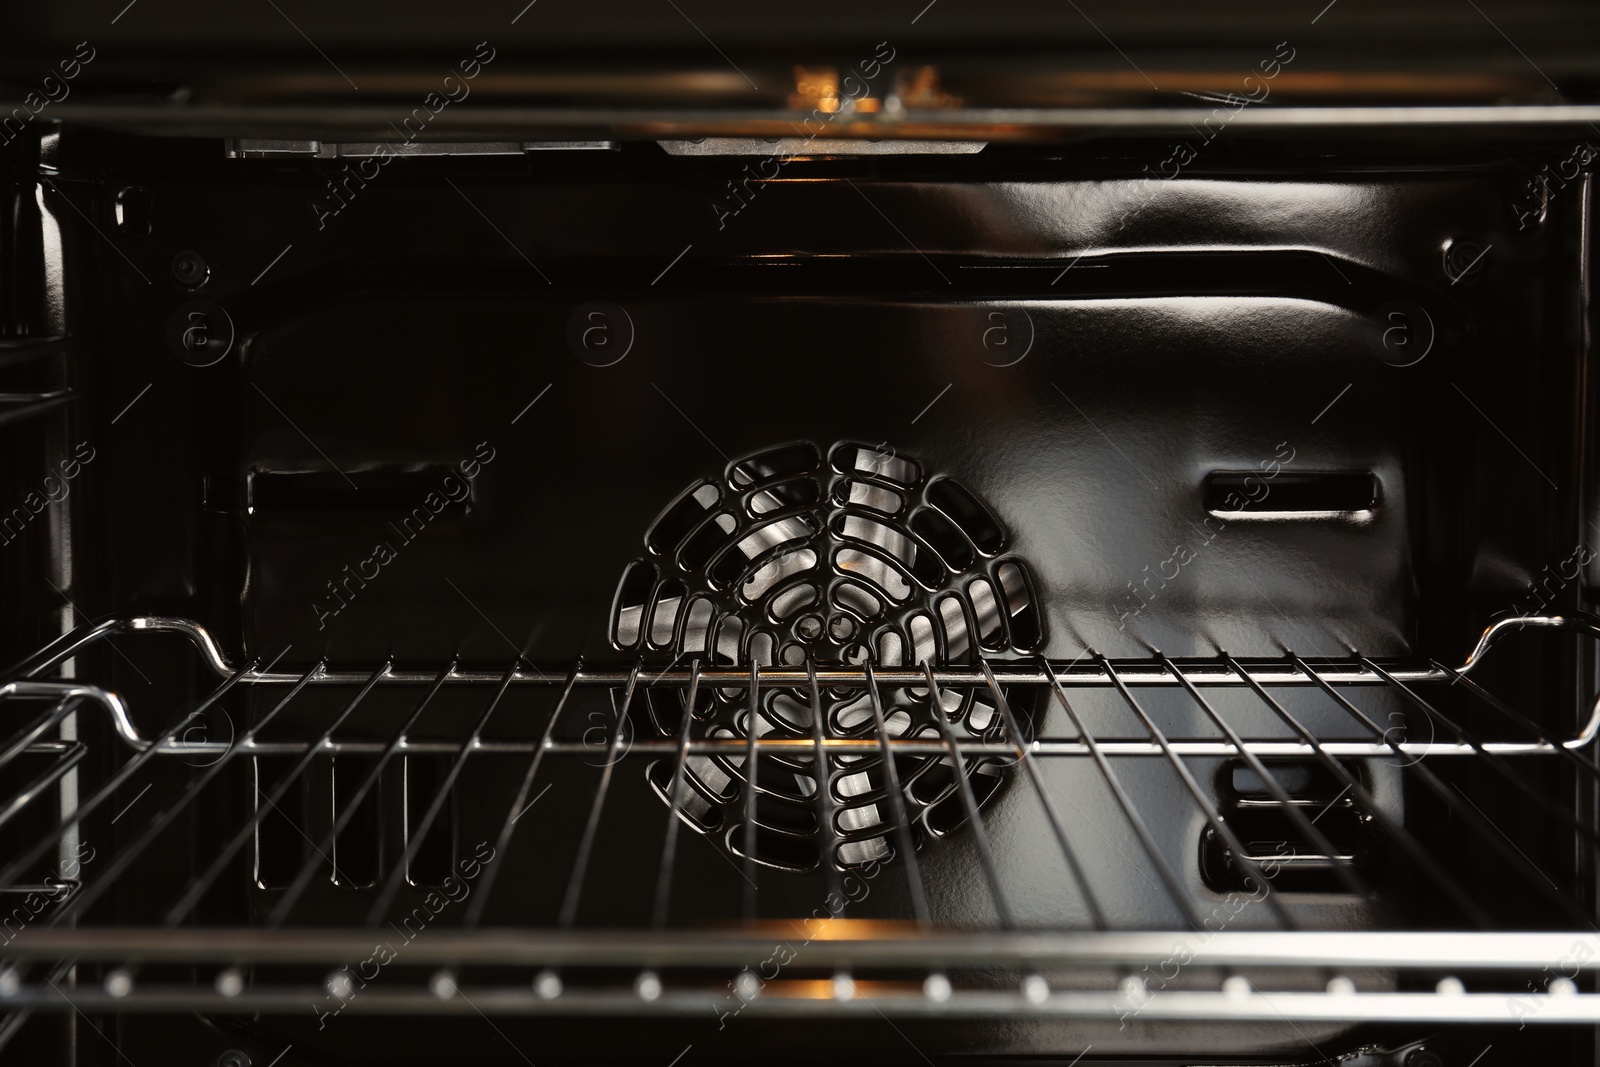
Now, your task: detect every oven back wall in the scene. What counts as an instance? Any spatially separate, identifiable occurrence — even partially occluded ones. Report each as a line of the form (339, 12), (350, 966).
(74, 144), (1578, 667)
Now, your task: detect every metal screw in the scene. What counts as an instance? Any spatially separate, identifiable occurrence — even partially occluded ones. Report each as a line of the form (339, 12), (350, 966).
(429, 969), (458, 999)
(171, 250), (210, 289)
(214, 968), (244, 997)
(324, 969), (353, 999)
(217, 1052), (251, 1067)
(534, 969), (562, 999)
(1444, 240), (1487, 282)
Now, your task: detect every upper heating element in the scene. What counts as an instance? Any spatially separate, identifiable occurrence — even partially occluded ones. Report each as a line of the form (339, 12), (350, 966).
(608, 441), (1044, 871)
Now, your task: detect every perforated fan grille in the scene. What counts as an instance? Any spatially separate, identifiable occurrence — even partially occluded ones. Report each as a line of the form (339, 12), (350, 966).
(608, 442), (1045, 872)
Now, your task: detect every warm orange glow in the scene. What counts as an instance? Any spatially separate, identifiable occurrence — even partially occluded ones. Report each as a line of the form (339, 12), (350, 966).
(790, 67), (842, 114)
(718, 918), (924, 939)
(760, 979), (925, 999)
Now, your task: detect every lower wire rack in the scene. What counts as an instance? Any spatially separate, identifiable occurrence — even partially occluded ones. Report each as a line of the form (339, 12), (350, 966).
(1, 615), (1598, 1036)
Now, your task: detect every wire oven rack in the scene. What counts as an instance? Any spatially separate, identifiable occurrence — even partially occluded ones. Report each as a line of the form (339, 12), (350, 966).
(1, 614), (1598, 1039)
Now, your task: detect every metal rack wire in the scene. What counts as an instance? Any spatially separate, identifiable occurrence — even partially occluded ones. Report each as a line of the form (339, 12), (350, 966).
(0, 614), (1597, 1030)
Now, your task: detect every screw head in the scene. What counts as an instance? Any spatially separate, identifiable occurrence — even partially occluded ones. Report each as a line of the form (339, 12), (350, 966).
(534, 969), (562, 999)
(1444, 240), (1487, 282)
(171, 249), (210, 289)
(324, 969), (353, 999)
(214, 968), (244, 997)
(217, 1052), (252, 1067)
(794, 614), (824, 641)
(103, 969), (132, 998)
(429, 969), (458, 999)
(826, 613), (857, 642)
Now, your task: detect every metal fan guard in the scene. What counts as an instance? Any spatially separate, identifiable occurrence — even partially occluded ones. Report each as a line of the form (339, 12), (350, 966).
(609, 441), (1045, 872)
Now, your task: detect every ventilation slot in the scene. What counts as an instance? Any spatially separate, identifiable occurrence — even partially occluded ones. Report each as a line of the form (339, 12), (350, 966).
(967, 577), (1006, 651)
(404, 756), (453, 886)
(742, 548), (816, 601)
(911, 508), (974, 572)
(730, 442), (820, 488)
(253, 756), (304, 890)
(748, 477), (820, 515)
(681, 596), (715, 653)
(647, 480), (720, 555)
(926, 479), (1005, 554)
(832, 442), (920, 487)
(649, 581), (686, 649)
(679, 512), (738, 572)
(838, 480), (903, 514)
(1204, 471), (1378, 520)
(330, 755), (379, 888)
(1200, 759), (1376, 893)
(610, 561), (656, 649)
(835, 547), (912, 603)
(995, 560), (1041, 650)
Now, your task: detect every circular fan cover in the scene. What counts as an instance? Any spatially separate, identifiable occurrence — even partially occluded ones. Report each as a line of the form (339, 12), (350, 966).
(608, 442), (1045, 872)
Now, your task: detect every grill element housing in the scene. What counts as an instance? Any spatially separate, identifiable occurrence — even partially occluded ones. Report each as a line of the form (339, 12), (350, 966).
(609, 441), (1044, 870)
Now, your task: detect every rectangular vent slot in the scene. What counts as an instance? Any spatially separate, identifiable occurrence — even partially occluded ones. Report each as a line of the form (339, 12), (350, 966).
(404, 756), (454, 887)
(1204, 470), (1377, 518)
(330, 756), (380, 888)
(253, 756), (305, 890)
(1201, 759), (1375, 894)
(248, 467), (473, 516)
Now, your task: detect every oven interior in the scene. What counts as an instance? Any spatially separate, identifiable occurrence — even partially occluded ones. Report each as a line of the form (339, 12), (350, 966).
(1, 21), (1600, 1066)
